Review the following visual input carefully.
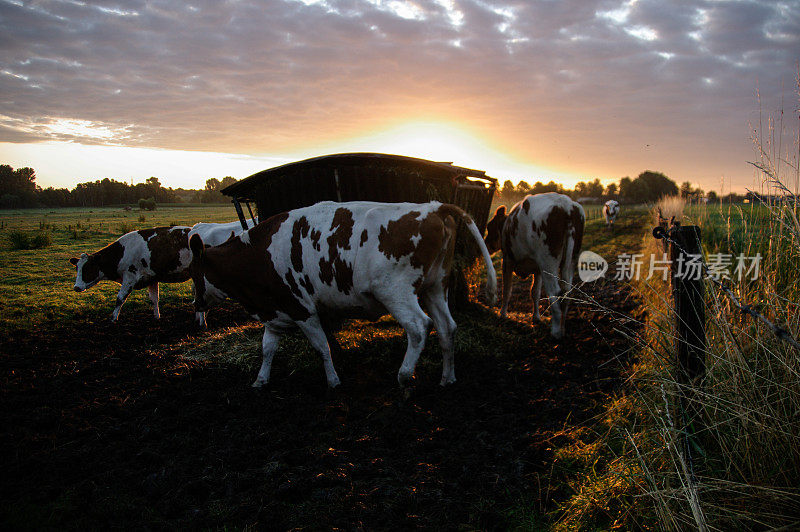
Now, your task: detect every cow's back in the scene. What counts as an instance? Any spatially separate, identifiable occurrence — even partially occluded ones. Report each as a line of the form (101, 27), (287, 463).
(190, 220), (255, 247)
(266, 201), (452, 312)
(503, 193), (584, 275)
(119, 226), (193, 286)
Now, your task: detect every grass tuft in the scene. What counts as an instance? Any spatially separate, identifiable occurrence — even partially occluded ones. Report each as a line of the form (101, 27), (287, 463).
(8, 230), (52, 250)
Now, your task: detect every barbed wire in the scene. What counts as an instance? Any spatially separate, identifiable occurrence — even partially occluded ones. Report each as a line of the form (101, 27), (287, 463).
(653, 225), (800, 351)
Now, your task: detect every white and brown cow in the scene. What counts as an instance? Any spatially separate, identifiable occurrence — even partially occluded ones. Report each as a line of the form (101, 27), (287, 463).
(189, 201), (498, 389)
(69, 226), (196, 321)
(603, 200), (620, 229)
(189, 219), (256, 247)
(70, 221), (259, 323)
(484, 192), (585, 339)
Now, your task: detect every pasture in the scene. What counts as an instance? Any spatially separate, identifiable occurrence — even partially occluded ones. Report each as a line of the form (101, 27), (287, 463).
(1, 203), (650, 529)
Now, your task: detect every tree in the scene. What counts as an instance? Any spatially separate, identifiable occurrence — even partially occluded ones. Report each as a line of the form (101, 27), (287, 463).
(707, 190), (719, 203)
(586, 178), (603, 198)
(618, 177), (633, 200)
(0, 165), (40, 207)
(621, 171), (678, 203)
(605, 183), (618, 197)
(199, 176), (237, 203)
(500, 180), (515, 200)
(516, 180), (531, 195)
(680, 181), (693, 198)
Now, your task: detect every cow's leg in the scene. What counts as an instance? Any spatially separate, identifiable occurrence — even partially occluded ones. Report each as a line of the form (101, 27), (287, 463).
(253, 326), (280, 388)
(195, 311), (207, 328)
(319, 315), (345, 359)
(500, 259), (514, 318)
(421, 289), (457, 386)
(542, 272), (564, 339)
(530, 272), (543, 322)
(111, 278), (136, 322)
(297, 315), (341, 388)
(384, 299), (432, 386)
(559, 259), (577, 334)
(147, 283), (160, 319)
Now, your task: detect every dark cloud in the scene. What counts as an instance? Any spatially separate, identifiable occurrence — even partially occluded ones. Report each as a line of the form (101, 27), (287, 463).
(0, 0), (797, 186)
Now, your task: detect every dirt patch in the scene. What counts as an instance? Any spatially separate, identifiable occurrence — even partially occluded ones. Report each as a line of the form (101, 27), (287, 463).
(1, 279), (642, 529)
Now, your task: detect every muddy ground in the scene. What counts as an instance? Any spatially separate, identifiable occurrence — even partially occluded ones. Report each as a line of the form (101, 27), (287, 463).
(1, 271), (642, 530)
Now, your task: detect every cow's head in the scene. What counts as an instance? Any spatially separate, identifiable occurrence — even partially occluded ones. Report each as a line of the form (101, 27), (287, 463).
(484, 205), (506, 253)
(69, 253), (103, 292)
(189, 234), (228, 315)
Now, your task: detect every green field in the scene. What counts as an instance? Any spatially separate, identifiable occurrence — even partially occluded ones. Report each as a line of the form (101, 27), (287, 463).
(0, 204), (243, 333)
(1, 201), (627, 335)
(1, 202), (654, 529)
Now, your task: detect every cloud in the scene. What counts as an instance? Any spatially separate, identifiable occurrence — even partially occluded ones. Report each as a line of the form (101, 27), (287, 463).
(0, 0), (797, 188)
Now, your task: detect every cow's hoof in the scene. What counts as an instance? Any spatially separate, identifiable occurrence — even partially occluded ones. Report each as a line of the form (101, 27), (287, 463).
(251, 379), (268, 388)
(327, 376), (341, 389)
(397, 370), (414, 386)
(439, 376), (456, 386)
(550, 331), (564, 340)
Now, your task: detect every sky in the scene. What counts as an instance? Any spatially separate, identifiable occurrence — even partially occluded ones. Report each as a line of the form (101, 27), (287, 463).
(1, 0), (798, 193)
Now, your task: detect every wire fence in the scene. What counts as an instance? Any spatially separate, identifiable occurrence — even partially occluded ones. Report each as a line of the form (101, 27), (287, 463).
(652, 223), (800, 351)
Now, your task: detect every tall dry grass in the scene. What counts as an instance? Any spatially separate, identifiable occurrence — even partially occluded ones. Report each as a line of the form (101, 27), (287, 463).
(556, 77), (800, 530)
(628, 92), (800, 528)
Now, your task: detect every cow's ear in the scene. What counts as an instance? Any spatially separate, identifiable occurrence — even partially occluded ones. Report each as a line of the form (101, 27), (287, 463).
(189, 234), (204, 258)
(69, 257), (79, 266)
(494, 205), (506, 217)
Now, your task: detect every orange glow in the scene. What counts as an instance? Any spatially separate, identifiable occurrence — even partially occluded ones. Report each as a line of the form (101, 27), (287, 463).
(294, 120), (592, 189)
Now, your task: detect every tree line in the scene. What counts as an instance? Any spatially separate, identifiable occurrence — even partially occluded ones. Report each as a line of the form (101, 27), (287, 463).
(497, 170), (739, 204)
(2, 163), (746, 210)
(0, 164), (240, 208)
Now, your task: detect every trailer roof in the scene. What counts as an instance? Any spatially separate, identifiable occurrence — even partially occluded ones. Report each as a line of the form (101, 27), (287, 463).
(221, 152), (496, 197)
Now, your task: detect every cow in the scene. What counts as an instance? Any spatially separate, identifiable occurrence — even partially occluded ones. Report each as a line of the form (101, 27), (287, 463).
(603, 200), (619, 229)
(69, 226), (195, 322)
(484, 192), (585, 339)
(189, 219), (257, 247)
(69, 220), (258, 323)
(188, 201), (498, 389)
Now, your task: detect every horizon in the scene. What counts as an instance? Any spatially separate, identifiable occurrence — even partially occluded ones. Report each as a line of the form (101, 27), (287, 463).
(2, 1), (798, 194)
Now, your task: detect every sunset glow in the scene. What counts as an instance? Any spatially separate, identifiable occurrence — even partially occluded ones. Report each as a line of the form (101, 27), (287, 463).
(1, 0), (797, 192)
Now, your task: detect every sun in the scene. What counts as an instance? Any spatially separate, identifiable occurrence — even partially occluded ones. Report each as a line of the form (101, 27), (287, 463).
(350, 121), (491, 164)
(307, 120), (586, 188)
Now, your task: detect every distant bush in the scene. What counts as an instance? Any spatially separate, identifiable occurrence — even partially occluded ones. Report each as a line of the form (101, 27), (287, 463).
(138, 197), (157, 211)
(8, 230), (52, 250)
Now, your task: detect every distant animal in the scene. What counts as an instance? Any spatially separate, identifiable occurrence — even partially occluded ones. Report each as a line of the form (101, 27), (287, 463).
(123, 206), (132, 212)
(69, 226), (196, 322)
(603, 200), (619, 228)
(189, 201), (498, 388)
(484, 193), (585, 339)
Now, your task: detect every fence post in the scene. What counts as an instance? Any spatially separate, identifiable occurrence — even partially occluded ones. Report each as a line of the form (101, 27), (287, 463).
(669, 225), (706, 386)
(668, 225), (706, 479)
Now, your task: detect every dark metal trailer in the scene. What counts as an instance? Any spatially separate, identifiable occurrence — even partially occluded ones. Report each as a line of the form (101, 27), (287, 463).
(221, 152), (498, 306)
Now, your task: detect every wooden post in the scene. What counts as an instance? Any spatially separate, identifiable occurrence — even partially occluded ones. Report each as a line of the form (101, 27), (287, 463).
(669, 225), (706, 478)
(669, 225), (706, 385)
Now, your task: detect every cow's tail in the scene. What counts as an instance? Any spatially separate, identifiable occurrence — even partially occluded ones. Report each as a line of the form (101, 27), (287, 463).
(441, 204), (498, 305)
(560, 205), (585, 289)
